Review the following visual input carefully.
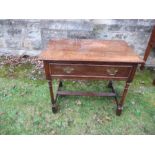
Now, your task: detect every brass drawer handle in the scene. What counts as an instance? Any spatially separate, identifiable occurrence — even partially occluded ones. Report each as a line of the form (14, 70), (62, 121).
(63, 67), (74, 74)
(107, 68), (118, 76)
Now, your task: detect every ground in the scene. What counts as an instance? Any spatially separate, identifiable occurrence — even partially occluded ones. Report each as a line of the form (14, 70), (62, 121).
(0, 56), (155, 135)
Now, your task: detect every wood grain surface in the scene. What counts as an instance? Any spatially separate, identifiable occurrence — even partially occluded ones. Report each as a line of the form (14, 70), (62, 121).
(39, 39), (144, 63)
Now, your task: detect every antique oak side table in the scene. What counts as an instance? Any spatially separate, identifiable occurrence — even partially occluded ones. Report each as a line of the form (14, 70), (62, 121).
(39, 39), (144, 116)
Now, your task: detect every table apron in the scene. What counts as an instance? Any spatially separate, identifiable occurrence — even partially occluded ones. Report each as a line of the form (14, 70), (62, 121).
(49, 63), (133, 80)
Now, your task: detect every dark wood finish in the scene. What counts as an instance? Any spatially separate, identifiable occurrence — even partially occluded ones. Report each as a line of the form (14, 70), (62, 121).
(49, 63), (132, 79)
(57, 91), (116, 97)
(48, 80), (58, 113)
(140, 26), (155, 85)
(116, 82), (130, 116)
(39, 39), (144, 116)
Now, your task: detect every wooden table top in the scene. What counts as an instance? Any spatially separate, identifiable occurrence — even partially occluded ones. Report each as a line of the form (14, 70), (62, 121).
(39, 39), (144, 64)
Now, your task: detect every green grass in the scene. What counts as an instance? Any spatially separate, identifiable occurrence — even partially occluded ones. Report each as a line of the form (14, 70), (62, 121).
(0, 61), (155, 134)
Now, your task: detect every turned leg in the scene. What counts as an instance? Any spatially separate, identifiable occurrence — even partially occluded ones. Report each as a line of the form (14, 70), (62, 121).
(116, 82), (130, 116)
(48, 80), (58, 113)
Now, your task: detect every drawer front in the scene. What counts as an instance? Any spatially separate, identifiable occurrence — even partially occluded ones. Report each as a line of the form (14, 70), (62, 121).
(49, 63), (132, 79)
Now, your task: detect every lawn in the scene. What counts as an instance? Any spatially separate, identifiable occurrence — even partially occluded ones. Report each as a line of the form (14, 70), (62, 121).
(0, 56), (155, 134)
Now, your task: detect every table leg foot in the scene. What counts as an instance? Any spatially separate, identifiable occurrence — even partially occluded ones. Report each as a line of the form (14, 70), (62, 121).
(116, 105), (123, 116)
(52, 104), (59, 113)
(116, 82), (130, 116)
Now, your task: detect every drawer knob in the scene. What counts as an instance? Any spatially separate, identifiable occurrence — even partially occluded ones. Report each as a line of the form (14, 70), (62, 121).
(107, 68), (118, 76)
(63, 67), (74, 74)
